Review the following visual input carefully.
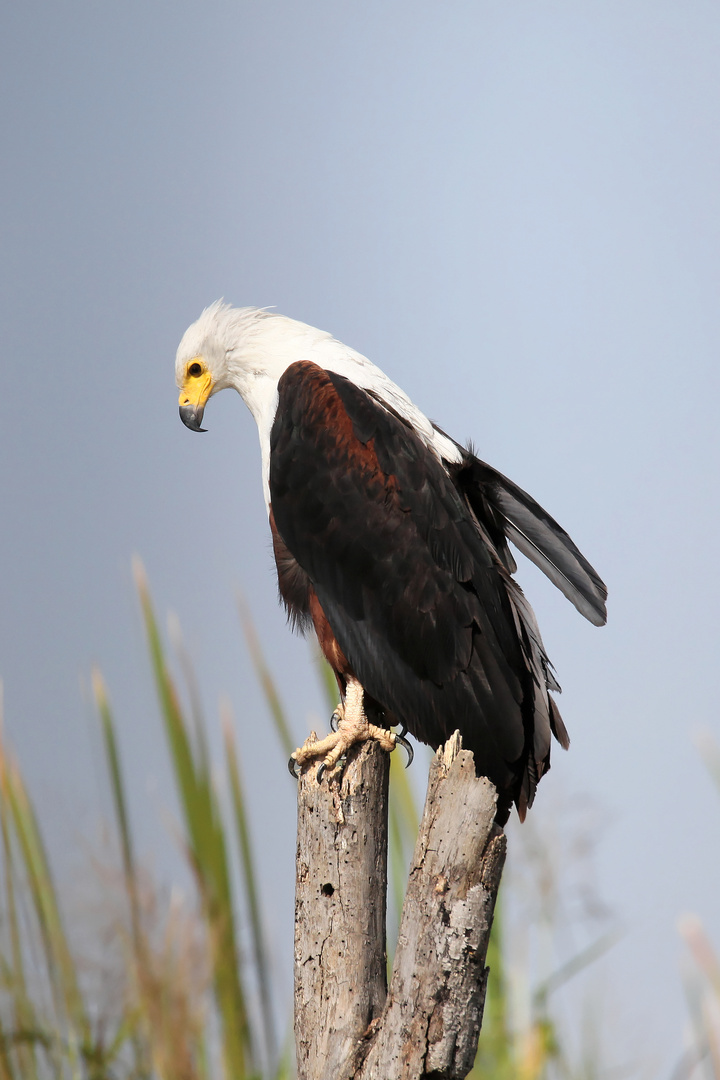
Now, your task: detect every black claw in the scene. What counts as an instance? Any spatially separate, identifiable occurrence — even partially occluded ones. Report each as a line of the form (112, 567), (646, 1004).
(330, 711), (339, 732)
(288, 754), (301, 780)
(318, 753), (348, 783)
(395, 731), (414, 769)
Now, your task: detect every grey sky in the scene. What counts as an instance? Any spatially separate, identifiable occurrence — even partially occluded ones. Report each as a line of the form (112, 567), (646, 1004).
(2, 0), (719, 1068)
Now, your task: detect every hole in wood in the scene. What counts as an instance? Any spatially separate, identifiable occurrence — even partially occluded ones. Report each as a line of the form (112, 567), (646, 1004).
(321, 882), (335, 897)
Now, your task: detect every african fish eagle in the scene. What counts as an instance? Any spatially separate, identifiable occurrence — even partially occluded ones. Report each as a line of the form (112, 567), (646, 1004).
(176, 302), (607, 823)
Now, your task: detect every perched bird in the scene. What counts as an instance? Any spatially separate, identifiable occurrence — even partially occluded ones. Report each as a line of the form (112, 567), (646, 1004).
(176, 303), (606, 823)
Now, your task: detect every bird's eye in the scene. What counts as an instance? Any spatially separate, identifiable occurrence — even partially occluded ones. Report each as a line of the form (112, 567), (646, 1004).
(188, 362), (203, 377)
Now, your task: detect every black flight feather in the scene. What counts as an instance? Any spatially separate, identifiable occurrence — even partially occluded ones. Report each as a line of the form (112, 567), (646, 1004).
(448, 443), (607, 627)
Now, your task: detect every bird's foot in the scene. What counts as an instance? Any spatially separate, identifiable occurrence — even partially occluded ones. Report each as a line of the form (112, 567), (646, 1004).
(291, 716), (396, 782)
(289, 678), (396, 781)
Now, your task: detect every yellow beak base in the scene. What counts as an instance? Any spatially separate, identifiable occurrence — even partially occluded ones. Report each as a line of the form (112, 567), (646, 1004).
(178, 368), (213, 432)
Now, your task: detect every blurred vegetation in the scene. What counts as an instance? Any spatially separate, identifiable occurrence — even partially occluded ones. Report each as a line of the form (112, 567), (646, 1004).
(0, 564), (715, 1078)
(673, 732), (720, 1080)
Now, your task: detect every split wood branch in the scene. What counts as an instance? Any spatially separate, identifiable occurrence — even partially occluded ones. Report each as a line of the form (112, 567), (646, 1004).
(294, 731), (506, 1080)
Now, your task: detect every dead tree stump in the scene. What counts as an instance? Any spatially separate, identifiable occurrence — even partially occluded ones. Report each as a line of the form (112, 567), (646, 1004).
(294, 731), (506, 1080)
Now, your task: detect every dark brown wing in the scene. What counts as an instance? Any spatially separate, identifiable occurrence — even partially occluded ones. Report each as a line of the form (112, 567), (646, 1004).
(269, 360), (563, 820)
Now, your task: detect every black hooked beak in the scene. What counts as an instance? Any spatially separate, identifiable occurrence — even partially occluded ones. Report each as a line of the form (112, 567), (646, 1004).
(179, 404), (207, 432)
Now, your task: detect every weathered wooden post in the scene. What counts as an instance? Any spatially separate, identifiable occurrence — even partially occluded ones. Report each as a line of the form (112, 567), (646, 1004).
(294, 732), (506, 1080)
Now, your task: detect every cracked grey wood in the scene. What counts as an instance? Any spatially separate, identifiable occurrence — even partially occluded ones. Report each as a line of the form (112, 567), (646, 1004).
(359, 734), (506, 1079)
(294, 738), (389, 1080)
(294, 732), (505, 1080)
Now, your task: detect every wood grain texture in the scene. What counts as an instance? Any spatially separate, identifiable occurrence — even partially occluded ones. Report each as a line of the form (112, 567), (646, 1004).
(294, 732), (506, 1080)
(360, 733), (506, 1079)
(294, 738), (390, 1080)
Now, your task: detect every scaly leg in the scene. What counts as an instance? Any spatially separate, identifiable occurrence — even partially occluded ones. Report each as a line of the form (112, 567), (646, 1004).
(290, 677), (396, 776)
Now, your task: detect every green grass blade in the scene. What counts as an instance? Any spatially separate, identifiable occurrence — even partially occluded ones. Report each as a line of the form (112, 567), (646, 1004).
(533, 928), (623, 1011)
(135, 558), (252, 1078)
(0, 722), (37, 1080)
(0, 1018), (18, 1080)
(168, 611), (212, 778)
(92, 668), (154, 1079)
(387, 799), (407, 942)
(312, 648), (339, 716)
(471, 888), (513, 1078)
(0, 746), (89, 1067)
(134, 560), (209, 847)
(93, 670), (141, 946)
(223, 708), (277, 1072)
(271, 1030), (295, 1080)
(387, 748), (421, 956)
(237, 595), (295, 758)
